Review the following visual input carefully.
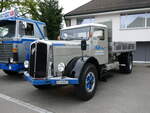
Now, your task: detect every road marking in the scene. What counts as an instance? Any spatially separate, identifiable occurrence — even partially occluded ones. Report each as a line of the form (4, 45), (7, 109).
(0, 93), (53, 113)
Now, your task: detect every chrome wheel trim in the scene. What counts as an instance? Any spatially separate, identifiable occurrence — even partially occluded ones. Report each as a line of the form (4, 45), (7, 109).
(85, 72), (96, 93)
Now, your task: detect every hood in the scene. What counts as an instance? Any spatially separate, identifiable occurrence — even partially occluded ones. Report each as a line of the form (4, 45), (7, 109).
(36, 40), (84, 56)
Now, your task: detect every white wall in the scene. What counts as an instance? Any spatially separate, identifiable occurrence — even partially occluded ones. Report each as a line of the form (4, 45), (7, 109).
(70, 13), (150, 42)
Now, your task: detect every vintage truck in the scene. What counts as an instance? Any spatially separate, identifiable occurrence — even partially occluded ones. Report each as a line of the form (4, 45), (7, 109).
(24, 24), (136, 100)
(0, 9), (47, 75)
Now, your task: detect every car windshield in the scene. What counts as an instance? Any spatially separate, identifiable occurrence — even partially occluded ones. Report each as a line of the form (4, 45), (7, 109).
(0, 20), (16, 39)
(60, 27), (90, 40)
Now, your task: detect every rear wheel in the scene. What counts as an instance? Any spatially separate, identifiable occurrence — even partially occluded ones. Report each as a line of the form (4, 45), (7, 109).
(3, 70), (19, 75)
(119, 53), (133, 73)
(75, 63), (98, 101)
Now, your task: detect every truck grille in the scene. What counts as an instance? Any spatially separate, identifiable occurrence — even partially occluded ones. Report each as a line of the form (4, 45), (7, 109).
(29, 43), (36, 78)
(29, 42), (47, 78)
(0, 44), (13, 62)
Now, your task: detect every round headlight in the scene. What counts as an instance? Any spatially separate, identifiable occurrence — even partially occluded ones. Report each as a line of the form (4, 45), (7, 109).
(58, 62), (65, 72)
(10, 58), (14, 63)
(24, 60), (29, 68)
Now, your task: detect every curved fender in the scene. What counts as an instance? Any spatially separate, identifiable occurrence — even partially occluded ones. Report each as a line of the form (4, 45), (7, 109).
(71, 56), (99, 78)
(63, 57), (80, 77)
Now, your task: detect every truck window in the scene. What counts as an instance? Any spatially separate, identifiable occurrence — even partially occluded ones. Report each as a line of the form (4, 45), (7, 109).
(19, 21), (34, 36)
(61, 27), (90, 40)
(93, 28), (104, 40)
(0, 20), (16, 39)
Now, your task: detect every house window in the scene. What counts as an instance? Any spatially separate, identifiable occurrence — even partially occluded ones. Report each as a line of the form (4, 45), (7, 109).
(146, 13), (150, 27)
(120, 15), (127, 28)
(127, 14), (145, 28)
(77, 17), (95, 25)
(121, 13), (146, 29)
(65, 19), (71, 27)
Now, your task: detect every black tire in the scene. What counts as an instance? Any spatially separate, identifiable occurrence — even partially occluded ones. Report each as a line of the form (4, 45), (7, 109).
(119, 53), (133, 74)
(75, 63), (98, 101)
(3, 70), (19, 75)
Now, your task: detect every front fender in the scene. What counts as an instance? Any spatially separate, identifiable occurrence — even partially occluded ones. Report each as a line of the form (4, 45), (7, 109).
(65, 56), (99, 78)
(72, 57), (89, 78)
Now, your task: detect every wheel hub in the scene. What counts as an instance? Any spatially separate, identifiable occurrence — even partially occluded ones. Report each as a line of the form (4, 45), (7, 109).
(85, 72), (95, 93)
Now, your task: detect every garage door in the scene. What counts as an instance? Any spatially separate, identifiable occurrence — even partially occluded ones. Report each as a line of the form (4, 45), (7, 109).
(134, 42), (150, 62)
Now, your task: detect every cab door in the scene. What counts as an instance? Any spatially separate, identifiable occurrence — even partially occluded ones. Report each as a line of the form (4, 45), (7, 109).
(91, 27), (108, 64)
(17, 21), (37, 62)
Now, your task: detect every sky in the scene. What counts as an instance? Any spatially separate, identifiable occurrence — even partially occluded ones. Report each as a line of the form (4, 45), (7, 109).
(59, 0), (92, 14)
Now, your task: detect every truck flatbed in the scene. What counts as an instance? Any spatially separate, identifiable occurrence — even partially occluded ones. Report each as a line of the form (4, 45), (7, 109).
(109, 42), (136, 53)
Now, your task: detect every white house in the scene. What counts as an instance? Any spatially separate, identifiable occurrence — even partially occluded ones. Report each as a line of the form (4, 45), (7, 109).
(64, 0), (150, 63)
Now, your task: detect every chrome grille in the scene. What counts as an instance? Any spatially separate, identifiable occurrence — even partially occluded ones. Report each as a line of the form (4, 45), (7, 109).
(29, 42), (47, 78)
(0, 44), (13, 62)
(29, 43), (36, 78)
(35, 43), (47, 78)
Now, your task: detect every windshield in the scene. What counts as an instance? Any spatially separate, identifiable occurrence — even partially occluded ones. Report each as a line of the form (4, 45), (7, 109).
(0, 20), (16, 39)
(61, 27), (90, 40)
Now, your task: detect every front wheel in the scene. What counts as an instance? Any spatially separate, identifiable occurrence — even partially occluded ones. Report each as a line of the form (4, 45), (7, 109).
(3, 70), (19, 75)
(75, 63), (98, 101)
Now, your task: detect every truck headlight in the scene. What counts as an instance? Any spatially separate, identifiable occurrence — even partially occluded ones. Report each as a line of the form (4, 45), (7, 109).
(58, 62), (65, 72)
(24, 60), (29, 68)
(9, 58), (14, 63)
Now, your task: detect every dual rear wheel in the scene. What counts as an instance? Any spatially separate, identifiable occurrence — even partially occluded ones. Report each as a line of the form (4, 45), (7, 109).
(119, 53), (133, 73)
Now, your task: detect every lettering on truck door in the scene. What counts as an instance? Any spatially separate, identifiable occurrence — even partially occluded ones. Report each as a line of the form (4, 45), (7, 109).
(91, 27), (108, 64)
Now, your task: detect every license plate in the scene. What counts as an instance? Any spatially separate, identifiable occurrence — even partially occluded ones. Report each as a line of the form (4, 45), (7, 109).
(56, 80), (69, 84)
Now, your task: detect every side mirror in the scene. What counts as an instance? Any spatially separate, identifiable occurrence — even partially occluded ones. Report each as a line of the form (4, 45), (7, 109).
(81, 40), (87, 51)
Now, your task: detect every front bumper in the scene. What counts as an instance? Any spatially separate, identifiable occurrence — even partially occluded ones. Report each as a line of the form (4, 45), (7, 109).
(24, 72), (79, 85)
(0, 63), (24, 71)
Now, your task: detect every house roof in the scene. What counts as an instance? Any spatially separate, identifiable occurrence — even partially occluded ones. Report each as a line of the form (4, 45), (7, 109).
(65, 0), (150, 16)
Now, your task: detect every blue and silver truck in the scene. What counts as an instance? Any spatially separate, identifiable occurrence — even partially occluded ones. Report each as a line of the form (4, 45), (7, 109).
(24, 24), (136, 100)
(0, 9), (47, 75)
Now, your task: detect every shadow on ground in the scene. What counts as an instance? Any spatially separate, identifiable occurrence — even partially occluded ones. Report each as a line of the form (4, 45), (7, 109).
(0, 70), (24, 82)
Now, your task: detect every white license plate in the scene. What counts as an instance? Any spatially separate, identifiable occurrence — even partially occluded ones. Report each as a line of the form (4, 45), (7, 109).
(56, 80), (69, 84)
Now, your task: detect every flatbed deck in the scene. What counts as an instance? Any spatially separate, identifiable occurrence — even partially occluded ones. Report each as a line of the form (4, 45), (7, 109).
(109, 42), (136, 53)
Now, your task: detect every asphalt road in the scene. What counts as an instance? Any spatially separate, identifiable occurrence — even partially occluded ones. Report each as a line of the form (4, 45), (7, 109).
(0, 64), (150, 113)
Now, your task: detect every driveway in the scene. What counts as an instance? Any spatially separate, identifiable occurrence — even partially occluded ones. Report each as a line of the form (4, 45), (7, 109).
(0, 64), (150, 113)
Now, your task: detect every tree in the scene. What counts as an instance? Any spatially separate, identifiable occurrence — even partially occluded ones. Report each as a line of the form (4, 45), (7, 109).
(38, 0), (63, 40)
(0, 0), (21, 12)
(21, 0), (63, 40)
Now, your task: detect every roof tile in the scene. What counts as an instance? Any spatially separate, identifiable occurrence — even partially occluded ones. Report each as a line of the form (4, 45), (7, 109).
(65, 0), (150, 16)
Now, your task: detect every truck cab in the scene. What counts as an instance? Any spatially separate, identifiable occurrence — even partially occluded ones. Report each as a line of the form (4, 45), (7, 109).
(0, 9), (47, 75)
(24, 24), (136, 101)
